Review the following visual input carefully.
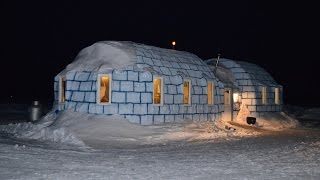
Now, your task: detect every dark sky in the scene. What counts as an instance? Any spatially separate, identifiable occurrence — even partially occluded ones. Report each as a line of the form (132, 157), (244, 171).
(1, 1), (319, 107)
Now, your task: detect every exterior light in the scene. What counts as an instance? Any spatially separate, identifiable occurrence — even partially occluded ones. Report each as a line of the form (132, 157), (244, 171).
(172, 41), (176, 49)
(233, 93), (241, 103)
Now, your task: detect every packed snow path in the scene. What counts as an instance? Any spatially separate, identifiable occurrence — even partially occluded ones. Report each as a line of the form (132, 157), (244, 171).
(1, 130), (319, 180)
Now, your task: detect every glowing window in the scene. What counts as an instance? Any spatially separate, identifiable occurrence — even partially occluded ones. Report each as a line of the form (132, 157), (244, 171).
(59, 77), (66, 103)
(275, 87), (279, 105)
(183, 80), (191, 106)
(208, 81), (214, 105)
(153, 77), (163, 105)
(97, 74), (112, 104)
(262, 86), (267, 105)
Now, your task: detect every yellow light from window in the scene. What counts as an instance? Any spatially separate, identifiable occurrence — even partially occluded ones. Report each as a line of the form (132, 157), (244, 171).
(100, 76), (110, 103)
(154, 78), (162, 104)
(208, 82), (213, 105)
(183, 81), (190, 105)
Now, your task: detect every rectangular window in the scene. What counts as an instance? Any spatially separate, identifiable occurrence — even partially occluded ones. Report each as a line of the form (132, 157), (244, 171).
(208, 81), (214, 105)
(153, 77), (163, 105)
(97, 74), (112, 105)
(224, 90), (230, 106)
(183, 80), (191, 106)
(274, 87), (279, 105)
(262, 86), (267, 105)
(59, 77), (66, 103)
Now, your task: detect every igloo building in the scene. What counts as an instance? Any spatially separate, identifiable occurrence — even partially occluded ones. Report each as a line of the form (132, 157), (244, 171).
(206, 58), (283, 121)
(54, 41), (224, 125)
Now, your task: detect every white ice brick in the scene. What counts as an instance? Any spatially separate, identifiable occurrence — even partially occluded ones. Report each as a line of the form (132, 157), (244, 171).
(164, 94), (173, 104)
(261, 106), (267, 111)
(171, 62), (181, 69)
(143, 57), (153, 65)
(162, 60), (171, 67)
(112, 92), (125, 103)
(54, 82), (59, 91)
(242, 92), (248, 98)
(165, 115), (175, 123)
(134, 82), (145, 92)
(119, 104), (133, 114)
(243, 73), (250, 79)
(247, 92), (256, 98)
(175, 115), (184, 122)
(112, 81), (120, 91)
(148, 104), (160, 114)
(248, 105), (256, 112)
(76, 103), (89, 112)
(141, 115), (153, 125)
(174, 95), (183, 104)
(128, 71), (139, 81)
(170, 76), (183, 85)
(69, 81), (80, 91)
(75, 72), (90, 81)
(65, 91), (72, 101)
(134, 104), (147, 114)
(179, 105), (187, 114)
(71, 92), (85, 102)
(137, 56), (144, 63)
(242, 99), (251, 105)
(153, 59), (163, 66)
(113, 70), (127, 80)
(139, 72), (152, 82)
(127, 92), (140, 103)
(197, 78), (207, 87)
(192, 95), (200, 104)
(163, 76), (171, 84)
(234, 73), (243, 79)
(154, 115), (165, 124)
(145, 82), (153, 92)
(179, 63), (190, 69)
(126, 115), (140, 124)
(189, 64), (198, 71)
(88, 104), (98, 114)
(243, 86), (255, 92)
(120, 81), (133, 92)
(160, 106), (170, 114)
(66, 72), (76, 80)
(192, 114), (200, 121)
(84, 92), (96, 103)
(167, 85), (177, 94)
(197, 104), (204, 113)
(170, 105), (179, 114)
(66, 102), (77, 110)
(160, 67), (171, 75)
(177, 85), (183, 94)
(91, 82), (97, 91)
(103, 104), (118, 114)
(141, 93), (152, 103)
(79, 82), (92, 91)
(194, 86), (202, 94)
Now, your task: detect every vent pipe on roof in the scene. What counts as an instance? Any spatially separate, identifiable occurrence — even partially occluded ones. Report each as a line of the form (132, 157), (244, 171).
(213, 53), (220, 74)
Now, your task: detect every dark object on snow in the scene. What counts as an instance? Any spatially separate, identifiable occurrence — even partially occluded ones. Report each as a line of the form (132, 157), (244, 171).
(246, 117), (256, 125)
(28, 101), (42, 122)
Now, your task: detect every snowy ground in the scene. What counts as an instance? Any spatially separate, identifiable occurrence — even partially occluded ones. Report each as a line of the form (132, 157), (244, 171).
(0, 104), (319, 179)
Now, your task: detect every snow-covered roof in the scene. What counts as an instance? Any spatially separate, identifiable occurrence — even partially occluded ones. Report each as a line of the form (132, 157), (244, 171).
(206, 58), (280, 87)
(61, 41), (214, 79)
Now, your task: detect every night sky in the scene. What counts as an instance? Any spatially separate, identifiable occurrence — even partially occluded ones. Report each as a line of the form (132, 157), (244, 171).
(1, 1), (319, 107)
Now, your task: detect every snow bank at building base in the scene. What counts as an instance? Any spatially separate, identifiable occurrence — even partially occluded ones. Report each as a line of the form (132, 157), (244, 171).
(0, 109), (301, 149)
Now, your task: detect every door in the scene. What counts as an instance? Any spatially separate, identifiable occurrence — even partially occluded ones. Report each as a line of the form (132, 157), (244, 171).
(223, 88), (233, 121)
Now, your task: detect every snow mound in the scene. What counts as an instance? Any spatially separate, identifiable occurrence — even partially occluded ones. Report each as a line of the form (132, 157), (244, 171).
(214, 111), (300, 136)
